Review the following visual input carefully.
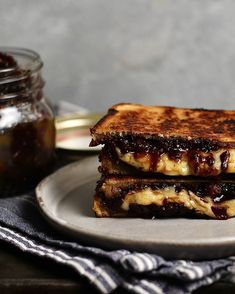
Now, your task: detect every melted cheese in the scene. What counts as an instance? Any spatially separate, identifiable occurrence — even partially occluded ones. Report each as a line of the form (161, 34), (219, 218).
(121, 187), (235, 218)
(116, 147), (235, 176)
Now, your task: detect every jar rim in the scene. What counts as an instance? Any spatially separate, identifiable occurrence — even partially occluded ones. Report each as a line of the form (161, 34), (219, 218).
(0, 47), (43, 74)
(0, 47), (44, 101)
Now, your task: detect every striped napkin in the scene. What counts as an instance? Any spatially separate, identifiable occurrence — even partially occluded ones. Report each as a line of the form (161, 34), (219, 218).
(0, 194), (234, 294)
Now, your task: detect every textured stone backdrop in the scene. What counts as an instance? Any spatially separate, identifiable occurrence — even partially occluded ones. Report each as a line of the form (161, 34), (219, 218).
(1, 0), (235, 111)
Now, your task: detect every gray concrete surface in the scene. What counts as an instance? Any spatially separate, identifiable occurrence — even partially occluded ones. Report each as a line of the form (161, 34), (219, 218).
(1, 0), (235, 111)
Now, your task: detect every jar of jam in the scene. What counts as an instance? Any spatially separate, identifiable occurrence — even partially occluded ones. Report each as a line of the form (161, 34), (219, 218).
(0, 48), (55, 195)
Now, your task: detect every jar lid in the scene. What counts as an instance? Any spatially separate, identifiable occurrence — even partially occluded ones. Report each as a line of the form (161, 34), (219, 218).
(56, 113), (103, 154)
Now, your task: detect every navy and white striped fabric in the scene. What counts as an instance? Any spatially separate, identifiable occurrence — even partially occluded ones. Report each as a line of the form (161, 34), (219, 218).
(0, 194), (234, 294)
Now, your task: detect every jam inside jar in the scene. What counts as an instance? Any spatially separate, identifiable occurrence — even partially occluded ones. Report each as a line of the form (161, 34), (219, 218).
(0, 48), (55, 195)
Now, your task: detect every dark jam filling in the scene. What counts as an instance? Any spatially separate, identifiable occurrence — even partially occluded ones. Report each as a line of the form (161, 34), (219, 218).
(220, 150), (230, 172)
(97, 179), (235, 219)
(98, 195), (210, 219)
(102, 135), (231, 175)
(128, 203), (200, 219)
(98, 178), (235, 203)
(188, 152), (218, 176)
(211, 206), (228, 220)
(98, 195), (228, 219)
(105, 135), (226, 153)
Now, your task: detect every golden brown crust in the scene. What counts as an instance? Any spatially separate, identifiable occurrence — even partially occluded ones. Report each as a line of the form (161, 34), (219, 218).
(90, 103), (235, 146)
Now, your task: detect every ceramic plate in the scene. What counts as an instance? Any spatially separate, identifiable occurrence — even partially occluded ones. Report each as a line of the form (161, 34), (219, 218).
(36, 156), (235, 260)
(56, 113), (102, 152)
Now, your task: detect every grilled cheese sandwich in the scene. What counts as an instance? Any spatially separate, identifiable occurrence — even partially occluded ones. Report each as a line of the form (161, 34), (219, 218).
(91, 103), (235, 219)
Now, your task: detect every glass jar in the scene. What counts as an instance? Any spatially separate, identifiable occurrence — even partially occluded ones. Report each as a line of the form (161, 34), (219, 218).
(0, 47), (55, 195)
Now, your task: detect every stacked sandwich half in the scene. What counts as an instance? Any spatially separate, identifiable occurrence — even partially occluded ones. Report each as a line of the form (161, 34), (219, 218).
(90, 103), (235, 219)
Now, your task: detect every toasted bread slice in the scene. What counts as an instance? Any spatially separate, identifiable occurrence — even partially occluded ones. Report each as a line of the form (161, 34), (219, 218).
(91, 103), (235, 146)
(94, 176), (235, 219)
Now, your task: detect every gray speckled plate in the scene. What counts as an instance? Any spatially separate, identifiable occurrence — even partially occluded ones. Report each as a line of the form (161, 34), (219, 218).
(36, 156), (235, 260)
